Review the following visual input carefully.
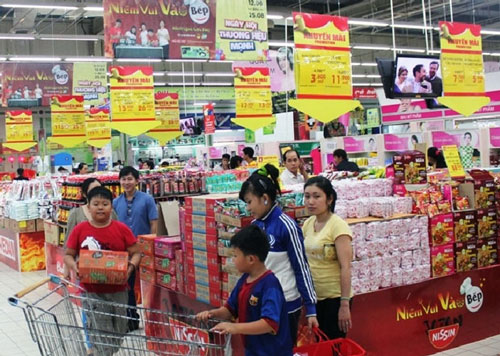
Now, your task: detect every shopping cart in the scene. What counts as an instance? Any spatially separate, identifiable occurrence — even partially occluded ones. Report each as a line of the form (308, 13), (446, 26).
(9, 275), (231, 356)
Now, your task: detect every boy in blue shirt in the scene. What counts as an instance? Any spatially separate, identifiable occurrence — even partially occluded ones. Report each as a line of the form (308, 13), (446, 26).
(197, 225), (292, 356)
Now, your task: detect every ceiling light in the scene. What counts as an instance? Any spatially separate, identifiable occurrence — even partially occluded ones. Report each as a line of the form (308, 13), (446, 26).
(65, 57), (111, 62)
(348, 19), (389, 27)
(10, 56), (62, 62)
(0, 34), (35, 40)
(205, 73), (235, 77)
(167, 72), (203, 76)
(481, 29), (500, 36)
(352, 74), (366, 78)
(353, 45), (391, 51)
(268, 41), (294, 47)
(285, 17), (293, 21)
(428, 50), (441, 54)
(392, 24), (433, 30)
(168, 82), (201, 86)
(351, 62), (361, 66)
(116, 58), (162, 62)
(202, 82), (233, 86)
(154, 82), (166, 86)
(394, 48), (426, 53)
(488, 53), (500, 56)
(40, 35), (100, 41)
(0, 58), (6, 61)
(2, 4), (78, 10)
(267, 15), (284, 20)
(366, 74), (381, 78)
(153, 72), (165, 76)
(83, 6), (104, 11)
(165, 59), (207, 63)
(353, 82), (383, 87)
(361, 63), (377, 66)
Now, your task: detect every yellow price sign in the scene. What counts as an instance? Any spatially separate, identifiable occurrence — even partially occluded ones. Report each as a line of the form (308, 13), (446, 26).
(442, 145), (466, 178)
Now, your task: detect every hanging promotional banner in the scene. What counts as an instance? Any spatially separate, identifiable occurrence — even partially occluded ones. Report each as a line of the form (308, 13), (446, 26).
(3, 110), (37, 152)
(442, 145), (466, 178)
(48, 96), (87, 147)
(289, 13), (360, 123)
(1, 63), (73, 107)
(109, 66), (159, 136)
(86, 108), (112, 148)
(203, 103), (216, 134)
(232, 67), (275, 131)
(438, 21), (490, 116)
(72, 62), (108, 107)
(103, 0), (216, 59)
(215, 0), (268, 61)
(147, 92), (183, 145)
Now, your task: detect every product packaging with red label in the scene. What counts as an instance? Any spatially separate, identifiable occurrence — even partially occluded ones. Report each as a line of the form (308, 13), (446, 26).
(404, 151), (427, 184)
(139, 265), (156, 283)
(186, 248), (221, 273)
(185, 195), (227, 217)
(185, 230), (218, 253)
(453, 211), (477, 242)
(468, 170), (495, 209)
(185, 214), (217, 234)
(477, 239), (498, 268)
(195, 282), (221, 307)
(431, 244), (455, 277)
(154, 256), (176, 274)
(154, 236), (181, 259)
(156, 271), (177, 290)
(430, 213), (455, 246)
(454, 241), (478, 272)
(138, 234), (157, 256)
(79, 250), (128, 285)
(477, 209), (497, 239)
(140, 254), (155, 269)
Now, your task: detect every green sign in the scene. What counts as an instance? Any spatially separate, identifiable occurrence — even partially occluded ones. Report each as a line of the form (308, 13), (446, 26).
(279, 142), (319, 157)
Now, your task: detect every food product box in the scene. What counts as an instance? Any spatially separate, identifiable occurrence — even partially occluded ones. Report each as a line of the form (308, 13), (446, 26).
(139, 254), (155, 269)
(186, 282), (196, 299)
(175, 249), (186, 294)
(185, 247), (221, 273)
(185, 195), (227, 217)
(139, 265), (156, 283)
(154, 236), (181, 259)
(195, 282), (222, 307)
(185, 214), (217, 234)
(477, 239), (498, 268)
(218, 239), (232, 257)
(185, 230), (217, 253)
(392, 154), (405, 185)
(8, 218), (37, 233)
(453, 211), (477, 242)
(468, 170), (495, 209)
(154, 256), (176, 275)
(214, 213), (253, 228)
(404, 151), (427, 184)
(431, 244), (455, 277)
(477, 209), (497, 239)
(138, 234), (157, 256)
(221, 256), (238, 274)
(156, 271), (176, 290)
(187, 265), (222, 290)
(454, 241), (478, 272)
(79, 250), (128, 285)
(44, 220), (60, 246)
(429, 213), (455, 246)
(222, 272), (241, 290)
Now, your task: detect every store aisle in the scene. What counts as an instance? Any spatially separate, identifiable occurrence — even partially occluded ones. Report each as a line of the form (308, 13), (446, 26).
(0, 261), (499, 356)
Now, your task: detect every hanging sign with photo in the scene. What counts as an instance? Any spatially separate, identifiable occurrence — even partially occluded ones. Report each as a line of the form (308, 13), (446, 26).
(86, 108), (112, 148)
(48, 96), (87, 147)
(3, 110), (37, 152)
(146, 92), (183, 145)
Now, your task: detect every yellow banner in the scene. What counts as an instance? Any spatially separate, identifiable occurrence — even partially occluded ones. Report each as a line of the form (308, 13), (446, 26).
(86, 108), (111, 148)
(48, 96), (87, 147)
(72, 62), (108, 107)
(146, 92), (183, 145)
(109, 66), (159, 136)
(257, 155), (279, 168)
(442, 145), (466, 178)
(3, 110), (37, 152)
(232, 67), (275, 131)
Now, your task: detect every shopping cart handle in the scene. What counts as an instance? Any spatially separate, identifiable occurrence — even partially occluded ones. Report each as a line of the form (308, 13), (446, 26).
(8, 275), (62, 306)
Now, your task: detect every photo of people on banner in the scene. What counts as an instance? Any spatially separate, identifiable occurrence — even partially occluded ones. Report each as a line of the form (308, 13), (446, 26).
(103, 0), (216, 59)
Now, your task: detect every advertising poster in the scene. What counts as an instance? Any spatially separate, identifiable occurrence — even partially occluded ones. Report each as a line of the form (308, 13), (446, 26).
(0, 231), (19, 271)
(103, 0), (216, 59)
(3, 110), (37, 152)
(72, 62), (108, 107)
(109, 66), (159, 136)
(215, 0), (268, 61)
(489, 127), (500, 147)
(203, 103), (215, 134)
(384, 133), (423, 151)
(1, 63), (73, 107)
(431, 130), (479, 149)
(442, 145), (466, 178)
(86, 108), (112, 148)
(48, 96), (87, 147)
(19, 232), (45, 272)
(343, 136), (376, 153)
(232, 67), (274, 131)
(147, 92), (183, 145)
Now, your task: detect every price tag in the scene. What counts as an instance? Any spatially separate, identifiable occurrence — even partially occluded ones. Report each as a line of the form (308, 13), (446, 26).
(442, 145), (466, 178)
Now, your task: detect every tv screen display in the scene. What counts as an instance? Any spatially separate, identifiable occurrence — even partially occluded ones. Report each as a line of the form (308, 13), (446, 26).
(393, 55), (442, 98)
(376, 58), (395, 99)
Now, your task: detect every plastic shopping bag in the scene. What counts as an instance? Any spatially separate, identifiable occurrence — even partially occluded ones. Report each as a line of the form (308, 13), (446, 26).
(293, 328), (366, 356)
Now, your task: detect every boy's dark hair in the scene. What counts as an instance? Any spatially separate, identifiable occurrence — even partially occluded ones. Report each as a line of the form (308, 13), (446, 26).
(82, 178), (101, 200)
(304, 176), (338, 212)
(87, 186), (113, 203)
(283, 149), (300, 162)
(333, 149), (348, 161)
(222, 154), (230, 160)
(119, 166), (139, 180)
(17, 168), (24, 176)
(239, 163), (281, 203)
(77, 162), (87, 170)
(230, 155), (243, 169)
(243, 147), (254, 158)
(230, 225), (269, 262)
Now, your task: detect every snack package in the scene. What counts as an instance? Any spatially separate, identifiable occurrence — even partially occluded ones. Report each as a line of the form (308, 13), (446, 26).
(429, 213), (454, 246)
(403, 151), (427, 184)
(453, 211), (477, 242)
(79, 250), (128, 285)
(477, 209), (498, 239)
(454, 241), (478, 272)
(431, 244), (455, 277)
(477, 239), (498, 268)
(468, 170), (495, 209)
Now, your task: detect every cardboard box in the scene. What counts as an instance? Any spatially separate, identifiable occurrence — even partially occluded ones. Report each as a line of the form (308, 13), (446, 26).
(477, 209), (497, 239)
(453, 211), (477, 242)
(454, 241), (478, 272)
(185, 195), (227, 217)
(195, 282), (221, 307)
(35, 219), (45, 232)
(185, 246), (220, 272)
(138, 234), (157, 256)
(431, 244), (455, 277)
(140, 254), (155, 269)
(477, 239), (498, 268)
(185, 214), (217, 234)
(139, 265), (156, 283)
(186, 282), (196, 299)
(44, 220), (60, 246)
(156, 271), (177, 290)
(221, 256), (238, 274)
(175, 249), (186, 294)
(468, 170), (495, 209)
(157, 201), (180, 237)
(187, 265), (222, 290)
(393, 151), (427, 185)
(154, 236), (181, 259)
(215, 213), (253, 228)
(154, 256), (176, 274)
(8, 219), (36, 233)
(218, 239), (232, 257)
(79, 250), (128, 285)
(185, 230), (217, 253)
(429, 213), (455, 246)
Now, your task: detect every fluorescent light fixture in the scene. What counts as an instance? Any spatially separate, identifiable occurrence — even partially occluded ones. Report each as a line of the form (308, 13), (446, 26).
(489, 53), (500, 56)
(285, 17), (293, 21)
(348, 19), (389, 27)
(153, 72), (165, 76)
(83, 6), (104, 11)
(267, 15), (284, 20)
(167, 72), (203, 76)
(353, 45), (391, 51)
(65, 57), (111, 62)
(10, 56), (62, 62)
(366, 74), (381, 78)
(205, 73), (235, 77)
(0, 34), (35, 40)
(394, 48), (426, 53)
(202, 82), (233, 86)
(165, 59), (207, 63)
(268, 41), (294, 47)
(392, 23), (433, 30)
(428, 50), (441, 54)
(154, 82), (166, 86)
(167, 82), (201, 86)
(361, 63), (377, 66)
(2, 4), (78, 10)
(40, 35), (100, 41)
(481, 29), (500, 36)
(353, 82), (383, 87)
(371, 83), (383, 87)
(351, 62), (361, 66)
(116, 58), (162, 62)
(0, 58), (6, 61)
(194, 102), (214, 106)
(352, 74), (366, 78)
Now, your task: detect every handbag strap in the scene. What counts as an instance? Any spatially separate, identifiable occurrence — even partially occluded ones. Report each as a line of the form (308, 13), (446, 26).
(312, 327), (329, 342)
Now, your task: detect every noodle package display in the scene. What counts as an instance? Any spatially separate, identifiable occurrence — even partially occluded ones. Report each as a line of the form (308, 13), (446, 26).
(477, 209), (497, 239)
(477, 239), (498, 268)
(429, 213), (455, 246)
(431, 244), (455, 277)
(453, 211), (477, 242)
(454, 241), (478, 272)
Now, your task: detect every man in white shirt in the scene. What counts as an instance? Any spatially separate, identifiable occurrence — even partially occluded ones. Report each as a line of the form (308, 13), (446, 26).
(280, 149), (309, 186)
(139, 23), (148, 46)
(157, 20), (170, 59)
(214, 154), (231, 172)
(403, 64), (432, 94)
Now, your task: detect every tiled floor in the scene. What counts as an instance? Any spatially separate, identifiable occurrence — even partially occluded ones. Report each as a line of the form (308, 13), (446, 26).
(0, 262), (499, 356)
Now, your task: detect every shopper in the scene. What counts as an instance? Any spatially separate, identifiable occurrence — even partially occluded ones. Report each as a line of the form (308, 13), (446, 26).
(242, 147), (257, 167)
(13, 168), (29, 181)
(427, 147), (447, 169)
(302, 176), (353, 340)
(64, 187), (140, 356)
(239, 164), (318, 344)
(196, 225), (292, 356)
(230, 155), (243, 169)
(281, 149), (308, 186)
(65, 178), (118, 244)
(77, 163), (89, 175)
(144, 160), (155, 170)
(215, 154), (231, 171)
(333, 149), (360, 172)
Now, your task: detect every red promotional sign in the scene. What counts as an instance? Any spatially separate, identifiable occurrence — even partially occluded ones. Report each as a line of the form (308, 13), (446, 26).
(349, 265), (500, 356)
(352, 87), (377, 99)
(103, 0), (216, 59)
(203, 103), (215, 134)
(1, 63), (73, 107)
(0, 229), (19, 271)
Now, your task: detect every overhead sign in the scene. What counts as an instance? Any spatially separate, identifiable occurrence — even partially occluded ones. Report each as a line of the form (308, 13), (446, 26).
(3, 110), (37, 152)
(442, 144), (466, 178)
(147, 92), (183, 145)
(48, 96), (87, 147)
(86, 108), (112, 148)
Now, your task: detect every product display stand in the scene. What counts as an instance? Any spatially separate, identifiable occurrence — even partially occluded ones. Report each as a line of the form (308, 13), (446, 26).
(0, 221), (45, 272)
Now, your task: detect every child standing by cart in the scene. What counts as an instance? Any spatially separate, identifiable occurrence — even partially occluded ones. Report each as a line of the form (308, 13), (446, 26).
(64, 187), (141, 356)
(197, 225), (293, 356)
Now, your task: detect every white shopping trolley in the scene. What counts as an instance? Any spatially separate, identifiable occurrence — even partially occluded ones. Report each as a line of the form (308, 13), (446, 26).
(9, 275), (231, 356)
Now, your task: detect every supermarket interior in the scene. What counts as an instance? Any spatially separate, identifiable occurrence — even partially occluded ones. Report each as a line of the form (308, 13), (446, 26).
(1, 0), (500, 355)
